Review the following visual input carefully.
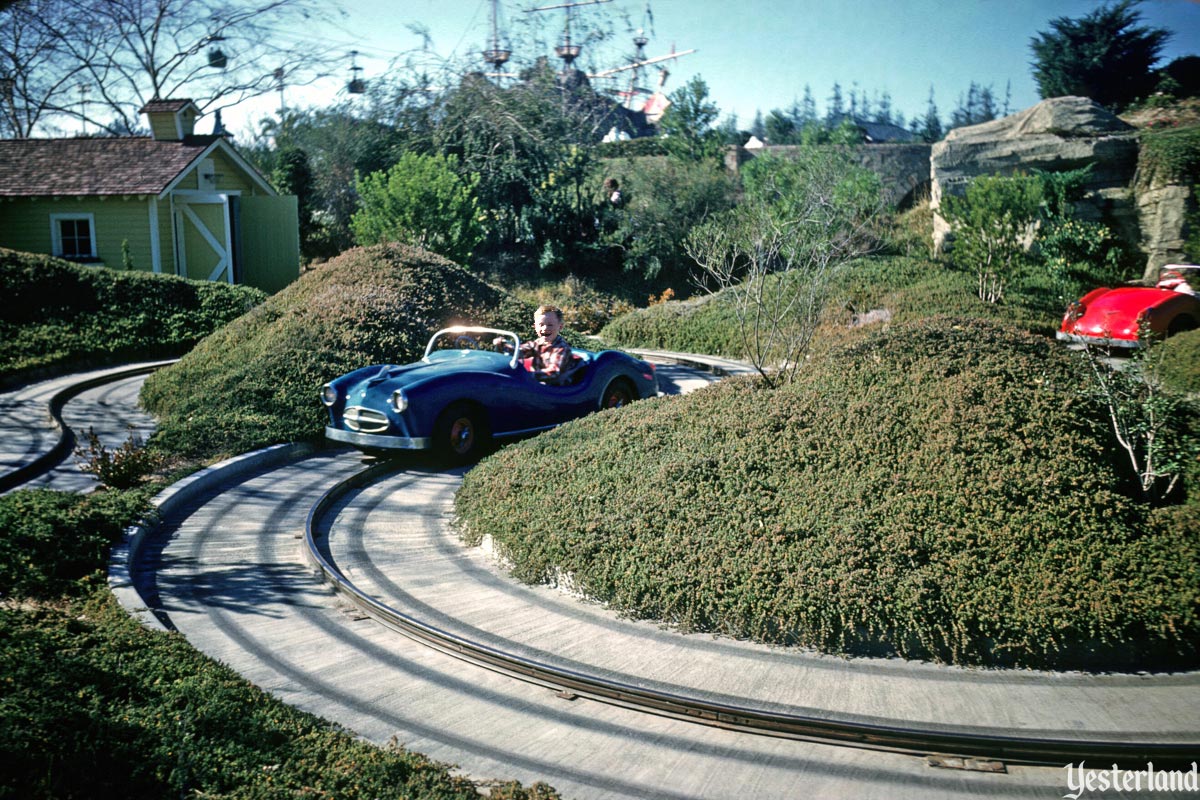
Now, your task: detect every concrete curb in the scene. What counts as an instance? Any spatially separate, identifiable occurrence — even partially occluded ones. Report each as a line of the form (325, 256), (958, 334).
(108, 441), (321, 632)
(626, 348), (758, 377)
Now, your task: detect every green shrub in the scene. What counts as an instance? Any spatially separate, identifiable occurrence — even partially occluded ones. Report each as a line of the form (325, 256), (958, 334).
(596, 156), (736, 282)
(940, 173), (1044, 303)
(141, 243), (532, 460)
(0, 587), (555, 799)
(1160, 329), (1200, 396)
(0, 489), (148, 599)
(74, 429), (166, 490)
(457, 317), (1200, 670)
(0, 249), (265, 382)
(1137, 124), (1200, 189)
(599, 290), (746, 356)
(352, 152), (484, 265)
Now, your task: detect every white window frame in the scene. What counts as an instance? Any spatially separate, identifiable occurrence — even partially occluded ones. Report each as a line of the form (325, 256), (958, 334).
(49, 212), (99, 262)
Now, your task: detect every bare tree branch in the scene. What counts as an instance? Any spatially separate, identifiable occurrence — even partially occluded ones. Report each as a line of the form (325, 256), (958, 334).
(2, 0), (347, 137)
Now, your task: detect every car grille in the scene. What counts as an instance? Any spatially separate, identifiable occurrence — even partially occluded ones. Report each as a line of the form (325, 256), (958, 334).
(343, 406), (389, 433)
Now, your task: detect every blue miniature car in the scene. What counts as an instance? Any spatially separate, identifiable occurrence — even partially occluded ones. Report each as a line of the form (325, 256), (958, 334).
(321, 326), (658, 462)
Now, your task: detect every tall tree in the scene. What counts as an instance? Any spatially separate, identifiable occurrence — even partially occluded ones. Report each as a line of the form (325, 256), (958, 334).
(920, 85), (943, 143)
(799, 84), (818, 125)
(873, 90), (893, 125)
(659, 75), (722, 163)
(432, 65), (611, 255)
(750, 109), (766, 140)
(1029, 0), (1170, 111)
(764, 109), (794, 144)
(825, 82), (844, 125)
(0, 0), (344, 137)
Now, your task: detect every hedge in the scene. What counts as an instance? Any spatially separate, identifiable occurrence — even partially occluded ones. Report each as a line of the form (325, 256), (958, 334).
(0, 249), (265, 384)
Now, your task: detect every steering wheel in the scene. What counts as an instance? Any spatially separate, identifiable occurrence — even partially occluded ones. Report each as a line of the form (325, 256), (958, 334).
(454, 335), (478, 350)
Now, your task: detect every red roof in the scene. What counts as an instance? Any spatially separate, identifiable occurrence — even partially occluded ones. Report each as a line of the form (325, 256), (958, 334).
(0, 135), (222, 197)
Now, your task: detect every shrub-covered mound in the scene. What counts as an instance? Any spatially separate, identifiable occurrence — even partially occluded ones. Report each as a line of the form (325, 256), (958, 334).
(0, 248), (265, 384)
(1160, 328), (1200, 397)
(599, 255), (1062, 357)
(457, 317), (1200, 670)
(141, 243), (530, 460)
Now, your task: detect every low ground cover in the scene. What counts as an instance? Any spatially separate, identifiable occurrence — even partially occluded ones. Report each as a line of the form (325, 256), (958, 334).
(599, 253), (1069, 358)
(457, 317), (1200, 670)
(1161, 329), (1200, 396)
(0, 582), (555, 800)
(0, 249), (265, 386)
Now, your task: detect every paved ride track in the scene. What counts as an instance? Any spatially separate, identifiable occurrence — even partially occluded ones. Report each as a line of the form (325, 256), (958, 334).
(0, 361), (165, 494)
(137, 449), (1069, 799)
(9, 357), (1198, 797)
(304, 462), (1200, 766)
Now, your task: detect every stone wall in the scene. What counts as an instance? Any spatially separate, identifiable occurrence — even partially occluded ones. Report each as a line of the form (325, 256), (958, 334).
(930, 96), (1141, 256)
(725, 142), (933, 209)
(1136, 179), (1196, 277)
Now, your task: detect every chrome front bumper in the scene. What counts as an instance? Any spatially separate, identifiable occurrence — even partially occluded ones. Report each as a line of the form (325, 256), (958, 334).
(1056, 331), (1139, 348)
(325, 426), (431, 450)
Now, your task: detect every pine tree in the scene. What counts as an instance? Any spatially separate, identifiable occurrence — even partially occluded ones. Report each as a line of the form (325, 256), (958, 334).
(920, 85), (943, 143)
(751, 109), (766, 139)
(874, 90), (893, 125)
(826, 82), (845, 124)
(1029, 0), (1170, 110)
(800, 84), (818, 125)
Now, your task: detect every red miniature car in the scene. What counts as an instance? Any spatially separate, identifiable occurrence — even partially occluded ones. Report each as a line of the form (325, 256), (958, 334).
(1057, 265), (1199, 348)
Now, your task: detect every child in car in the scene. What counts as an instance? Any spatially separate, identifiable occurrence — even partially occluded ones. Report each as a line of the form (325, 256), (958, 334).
(495, 306), (573, 384)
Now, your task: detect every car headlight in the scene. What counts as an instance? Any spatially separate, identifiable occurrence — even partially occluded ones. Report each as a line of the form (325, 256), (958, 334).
(320, 384), (338, 407)
(390, 389), (408, 413)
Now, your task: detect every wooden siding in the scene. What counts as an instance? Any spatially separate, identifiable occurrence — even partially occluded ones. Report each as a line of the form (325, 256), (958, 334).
(212, 150), (261, 194)
(238, 195), (300, 293)
(0, 196), (158, 272)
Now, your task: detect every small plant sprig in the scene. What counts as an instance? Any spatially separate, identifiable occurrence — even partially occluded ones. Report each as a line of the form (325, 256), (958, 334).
(1077, 324), (1200, 505)
(75, 427), (165, 489)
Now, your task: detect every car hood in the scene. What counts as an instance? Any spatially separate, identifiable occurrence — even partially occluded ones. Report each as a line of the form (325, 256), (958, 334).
(345, 354), (507, 395)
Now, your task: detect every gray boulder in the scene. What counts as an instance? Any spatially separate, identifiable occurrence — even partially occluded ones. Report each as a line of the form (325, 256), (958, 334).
(931, 96), (1140, 254)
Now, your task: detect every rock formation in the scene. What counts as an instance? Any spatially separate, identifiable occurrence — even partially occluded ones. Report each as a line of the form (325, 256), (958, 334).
(931, 96), (1141, 259)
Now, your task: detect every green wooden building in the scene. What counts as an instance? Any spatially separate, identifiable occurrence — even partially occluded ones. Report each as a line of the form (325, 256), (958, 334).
(0, 99), (299, 293)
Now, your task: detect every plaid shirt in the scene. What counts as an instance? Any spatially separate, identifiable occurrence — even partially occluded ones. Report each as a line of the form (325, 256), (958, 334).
(520, 334), (572, 383)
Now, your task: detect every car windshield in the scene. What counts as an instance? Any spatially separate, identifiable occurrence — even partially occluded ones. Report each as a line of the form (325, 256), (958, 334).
(424, 328), (520, 360)
(428, 331), (494, 353)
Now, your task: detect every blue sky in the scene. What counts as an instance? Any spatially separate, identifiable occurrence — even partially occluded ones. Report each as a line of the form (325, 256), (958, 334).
(227, 0), (1200, 136)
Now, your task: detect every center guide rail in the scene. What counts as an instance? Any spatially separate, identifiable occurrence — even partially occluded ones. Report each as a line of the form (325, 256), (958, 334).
(303, 462), (1198, 769)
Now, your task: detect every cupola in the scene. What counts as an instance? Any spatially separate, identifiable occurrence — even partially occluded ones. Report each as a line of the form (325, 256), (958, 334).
(139, 98), (202, 141)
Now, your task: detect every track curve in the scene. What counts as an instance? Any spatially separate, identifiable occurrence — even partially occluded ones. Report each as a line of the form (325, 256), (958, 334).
(139, 448), (1071, 799)
(303, 458), (1200, 768)
(0, 361), (167, 493)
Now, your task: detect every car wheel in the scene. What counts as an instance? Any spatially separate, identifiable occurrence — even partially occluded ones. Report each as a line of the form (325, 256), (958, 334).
(600, 378), (635, 410)
(433, 402), (488, 464)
